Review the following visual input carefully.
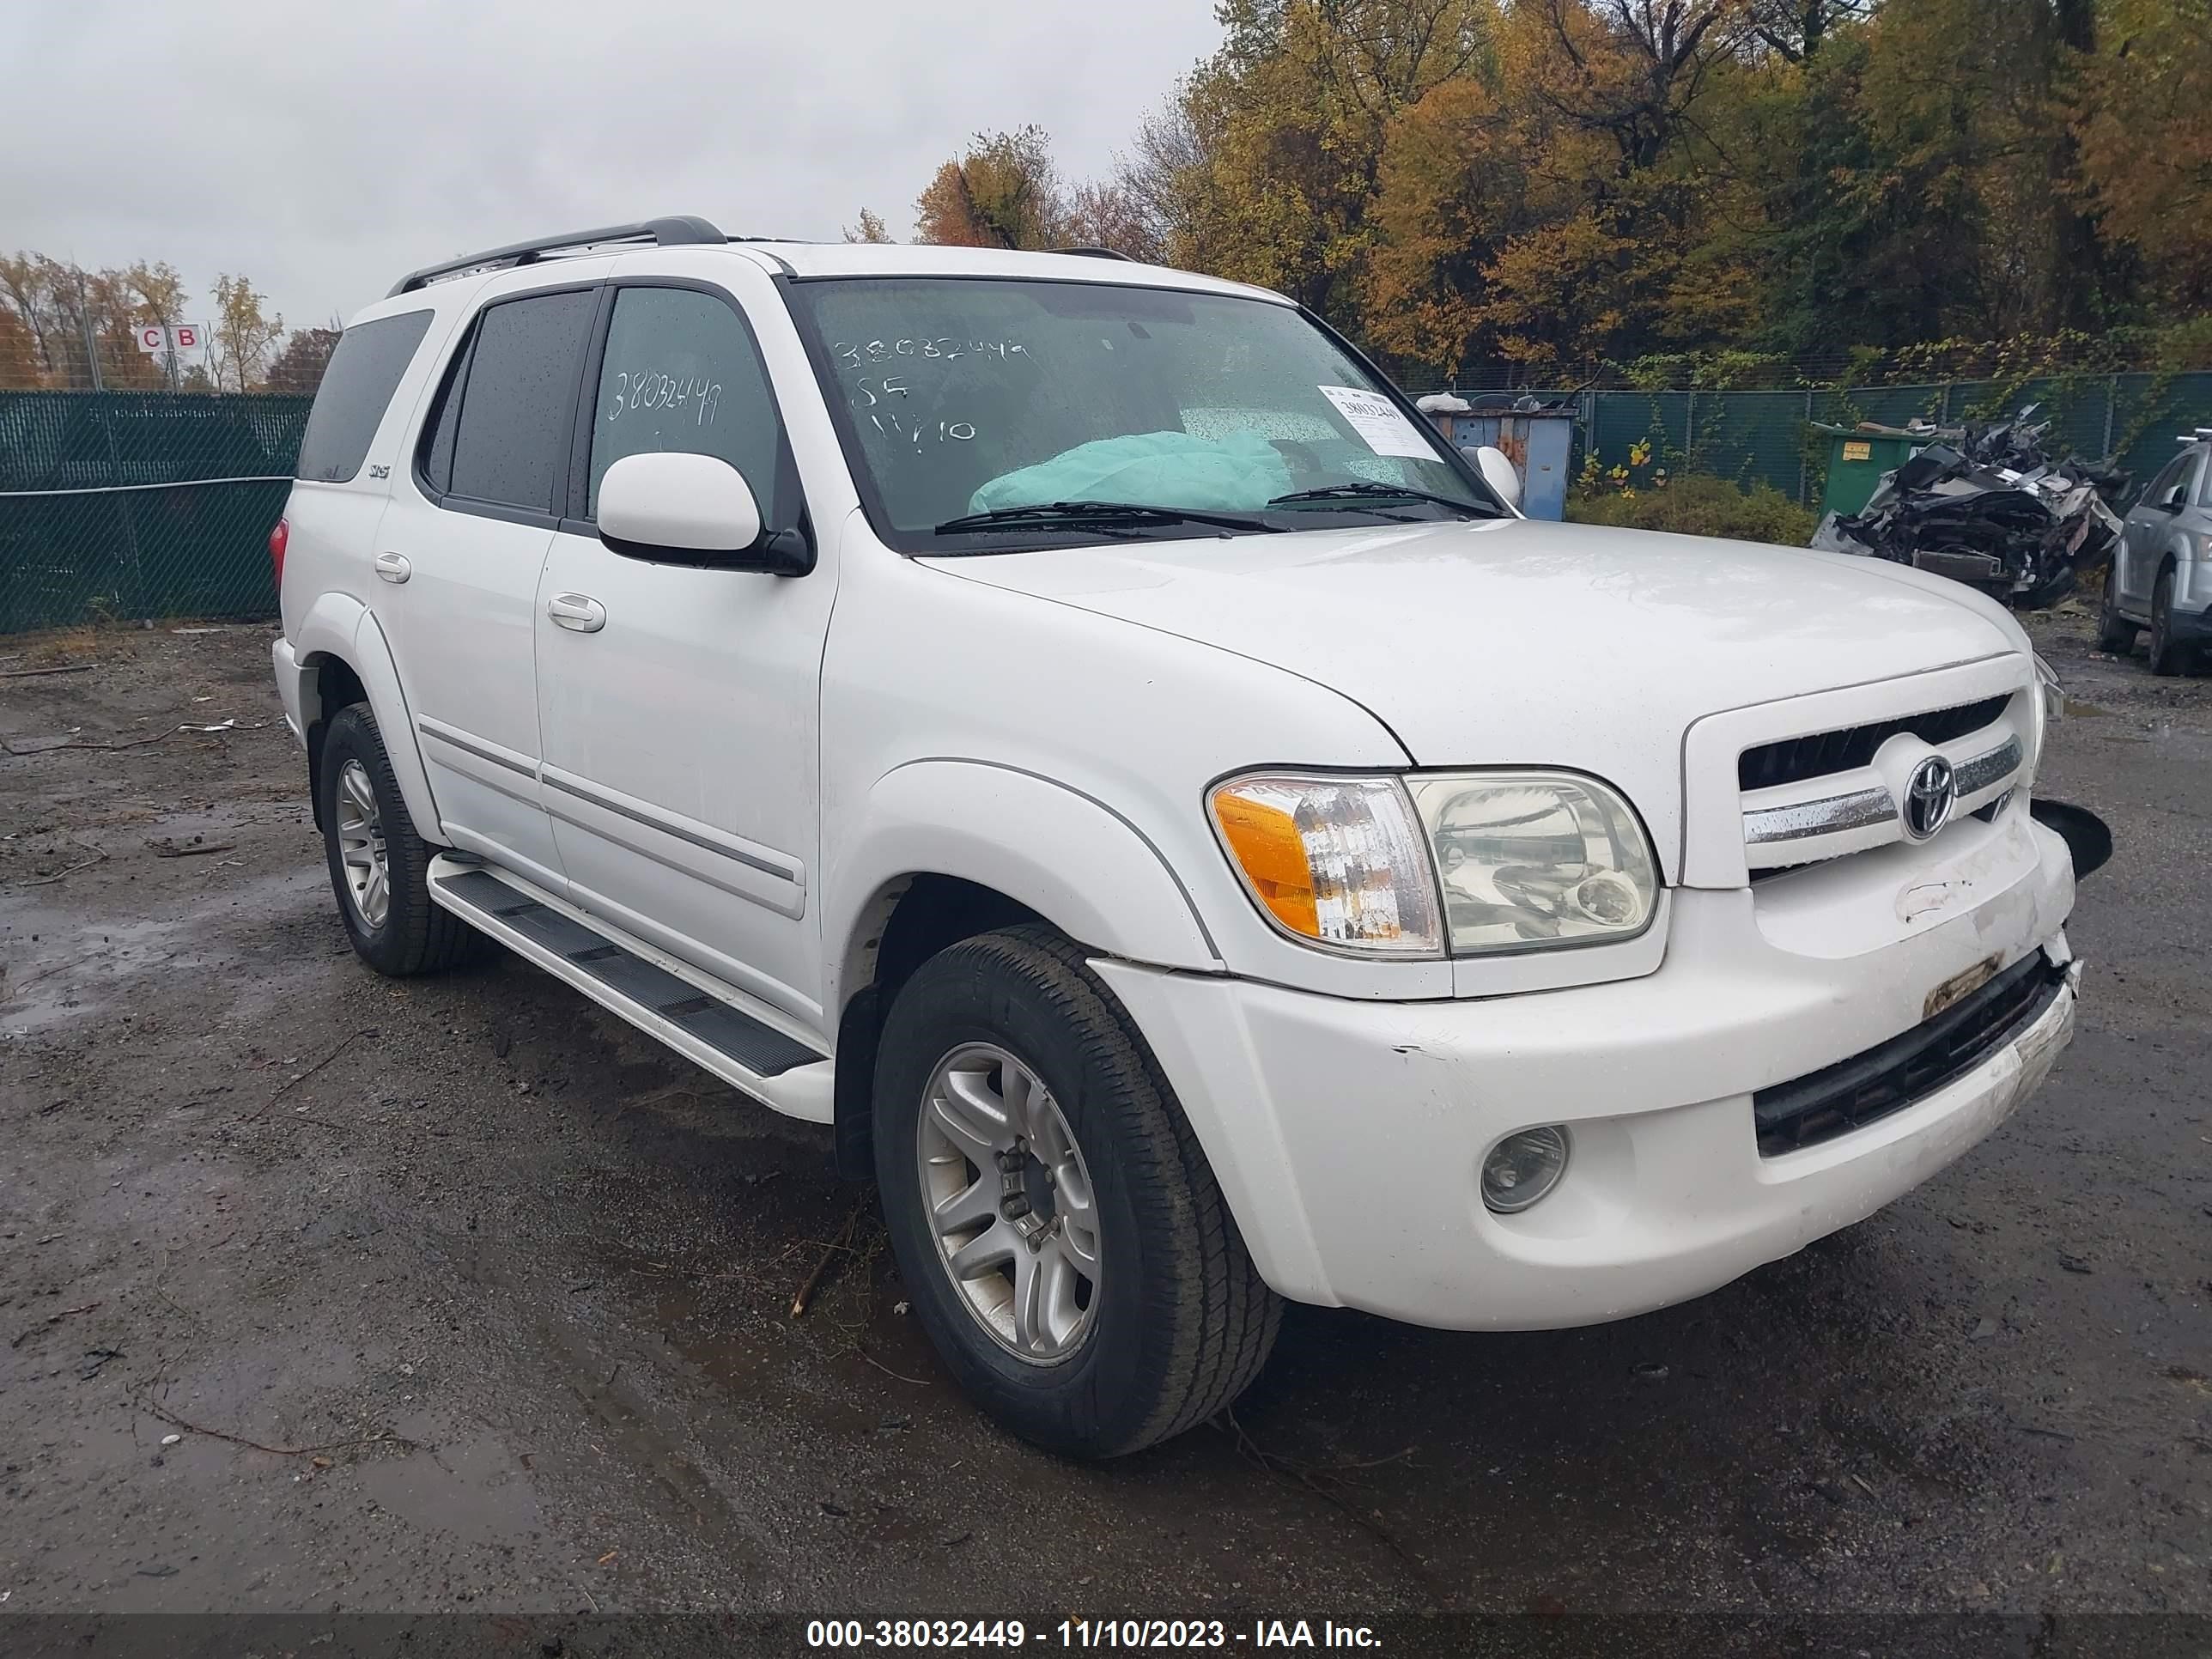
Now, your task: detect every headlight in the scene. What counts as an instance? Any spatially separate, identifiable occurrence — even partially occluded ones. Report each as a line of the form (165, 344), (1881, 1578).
(1208, 774), (1443, 956)
(1406, 771), (1658, 955)
(2032, 651), (2063, 766)
(1209, 769), (1660, 959)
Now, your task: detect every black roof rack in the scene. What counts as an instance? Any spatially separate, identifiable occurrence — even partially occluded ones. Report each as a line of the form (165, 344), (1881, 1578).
(387, 216), (727, 297)
(1054, 246), (1136, 262)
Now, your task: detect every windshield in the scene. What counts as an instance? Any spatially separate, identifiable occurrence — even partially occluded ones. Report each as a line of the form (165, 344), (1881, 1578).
(784, 276), (1502, 553)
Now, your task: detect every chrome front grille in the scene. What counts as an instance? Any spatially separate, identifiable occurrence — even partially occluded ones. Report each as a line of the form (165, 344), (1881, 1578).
(1953, 735), (2024, 796)
(1736, 695), (2013, 792)
(1737, 691), (2027, 872)
(1743, 783), (1895, 847)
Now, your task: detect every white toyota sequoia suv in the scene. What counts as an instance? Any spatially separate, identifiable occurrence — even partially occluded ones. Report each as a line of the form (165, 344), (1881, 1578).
(271, 217), (2088, 1457)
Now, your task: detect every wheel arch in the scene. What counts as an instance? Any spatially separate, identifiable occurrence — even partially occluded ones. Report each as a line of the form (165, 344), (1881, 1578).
(825, 761), (1224, 1179)
(289, 593), (441, 837)
(831, 872), (1043, 1177)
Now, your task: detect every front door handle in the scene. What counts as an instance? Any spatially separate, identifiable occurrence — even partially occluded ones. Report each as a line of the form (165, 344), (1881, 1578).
(546, 592), (607, 633)
(374, 552), (411, 584)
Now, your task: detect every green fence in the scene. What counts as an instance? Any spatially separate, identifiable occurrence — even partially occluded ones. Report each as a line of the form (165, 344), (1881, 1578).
(1, 391), (310, 634)
(5, 374), (2210, 634)
(1447, 373), (2212, 511)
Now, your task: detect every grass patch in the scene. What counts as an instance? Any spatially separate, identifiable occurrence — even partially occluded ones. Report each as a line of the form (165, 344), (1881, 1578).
(1566, 474), (1817, 547)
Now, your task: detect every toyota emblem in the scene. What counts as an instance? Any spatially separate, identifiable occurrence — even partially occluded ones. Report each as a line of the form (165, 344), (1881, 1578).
(1902, 756), (1956, 842)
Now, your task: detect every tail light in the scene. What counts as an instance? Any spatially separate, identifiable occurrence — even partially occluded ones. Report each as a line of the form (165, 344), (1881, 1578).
(269, 516), (289, 589)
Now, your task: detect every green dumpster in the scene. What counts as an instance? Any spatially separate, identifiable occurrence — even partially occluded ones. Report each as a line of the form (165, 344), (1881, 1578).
(1812, 422), (1950, 519)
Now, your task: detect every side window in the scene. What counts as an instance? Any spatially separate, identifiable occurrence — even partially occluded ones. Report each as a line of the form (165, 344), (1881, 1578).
(294, 309), (434, 483)
(2142, 453), (2188, 509)
(2189, 449), (2209, 508)
(445, 289), (596, 513)
(587, 287), (789, 525)
(415, 324), (474, 496)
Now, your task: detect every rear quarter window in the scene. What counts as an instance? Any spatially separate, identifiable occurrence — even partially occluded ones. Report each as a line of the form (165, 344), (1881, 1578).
(444, 289), (597, 513)
(294, 309), (435, 483)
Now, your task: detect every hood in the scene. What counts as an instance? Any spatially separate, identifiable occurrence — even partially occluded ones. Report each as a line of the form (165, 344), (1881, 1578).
(925, 518), (2024, 859)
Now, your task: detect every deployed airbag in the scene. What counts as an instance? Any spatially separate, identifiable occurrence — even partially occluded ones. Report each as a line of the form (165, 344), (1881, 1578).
(969, 430), (1294, 515)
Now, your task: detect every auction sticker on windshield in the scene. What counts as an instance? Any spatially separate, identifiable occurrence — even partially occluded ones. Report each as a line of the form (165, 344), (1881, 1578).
(1317, 384), (1436, 459)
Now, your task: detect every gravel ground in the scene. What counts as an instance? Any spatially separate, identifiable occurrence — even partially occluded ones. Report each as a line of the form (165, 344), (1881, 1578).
(0, 613), (2206, 1630)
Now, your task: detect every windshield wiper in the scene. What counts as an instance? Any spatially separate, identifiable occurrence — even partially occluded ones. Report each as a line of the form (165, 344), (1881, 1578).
(1268, 481), (1495, 518)
(933, 500), (1279, 536)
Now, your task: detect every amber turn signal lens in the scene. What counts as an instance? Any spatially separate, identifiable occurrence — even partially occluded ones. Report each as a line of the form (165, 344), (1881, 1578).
(1210, 790), (1320, 937)
(1207, 774), (1443, 957)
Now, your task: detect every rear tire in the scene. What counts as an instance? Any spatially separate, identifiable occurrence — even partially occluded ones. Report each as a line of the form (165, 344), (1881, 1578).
(2148, 568), (2191, 677)
(2096, 562), (2138, 655)
(318, 702), (477, 976)
(872, 926), (1280, 1458)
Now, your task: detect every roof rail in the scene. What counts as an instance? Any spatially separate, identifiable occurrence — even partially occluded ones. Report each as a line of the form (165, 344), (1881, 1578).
(1054, 246), (1136, 262)
(387, 216), (727, 297)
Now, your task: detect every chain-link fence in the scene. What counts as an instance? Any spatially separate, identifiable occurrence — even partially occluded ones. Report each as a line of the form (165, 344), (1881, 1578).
(4, 372), (2210, 635)
(1426, 372), (2212, 510)
(1, 391), (308, 634)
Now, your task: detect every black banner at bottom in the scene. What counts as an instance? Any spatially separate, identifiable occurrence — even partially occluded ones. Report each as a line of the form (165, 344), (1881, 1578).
(0, 1613), (2203, 1659)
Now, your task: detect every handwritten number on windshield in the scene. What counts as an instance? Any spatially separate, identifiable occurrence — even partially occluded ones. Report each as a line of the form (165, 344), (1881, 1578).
(866, 411), (977, 450)
(833, 339), (1028, 368)
(606, 370), (722, 427)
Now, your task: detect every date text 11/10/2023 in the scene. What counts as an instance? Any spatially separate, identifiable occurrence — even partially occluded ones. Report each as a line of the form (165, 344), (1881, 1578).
(803, 1618), (1383, 1649)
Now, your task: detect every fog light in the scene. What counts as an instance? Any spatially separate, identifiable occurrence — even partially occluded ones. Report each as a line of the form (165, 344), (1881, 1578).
(1481, 1127), (1570, 1214)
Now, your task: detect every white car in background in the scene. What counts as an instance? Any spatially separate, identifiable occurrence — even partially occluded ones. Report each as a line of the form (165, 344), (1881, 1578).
(2101, 428), (2212, 674)
(269, 218), (2091, 1457)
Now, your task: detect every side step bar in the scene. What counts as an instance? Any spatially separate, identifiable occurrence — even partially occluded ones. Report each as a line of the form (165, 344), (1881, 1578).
(426, 855), (833, 1122)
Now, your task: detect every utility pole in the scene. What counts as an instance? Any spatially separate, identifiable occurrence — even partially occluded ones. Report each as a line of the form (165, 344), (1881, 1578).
(74, 266), (105, 392)
(75, 262), (145, 613)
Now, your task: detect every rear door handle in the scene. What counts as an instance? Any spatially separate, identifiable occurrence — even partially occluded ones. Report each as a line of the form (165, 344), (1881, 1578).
(374, 552), (410, 584)
(546, 592), (607, 633)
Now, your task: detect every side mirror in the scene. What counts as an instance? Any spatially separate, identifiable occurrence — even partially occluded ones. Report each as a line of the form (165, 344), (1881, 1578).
(2161, 483), (2189, 511)
(1471, 444), (1522, 512)
(597, 452), (810, 574)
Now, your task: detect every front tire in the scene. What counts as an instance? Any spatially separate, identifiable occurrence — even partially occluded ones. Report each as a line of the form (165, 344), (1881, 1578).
(2096, 562), (2138, 655)
(873, 926), (1280, 1458)
(317, 702), (477, 976)
(2148, 567), (2191, 677)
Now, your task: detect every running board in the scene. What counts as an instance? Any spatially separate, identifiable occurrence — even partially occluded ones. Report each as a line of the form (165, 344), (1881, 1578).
(426, 855), (833, 1122)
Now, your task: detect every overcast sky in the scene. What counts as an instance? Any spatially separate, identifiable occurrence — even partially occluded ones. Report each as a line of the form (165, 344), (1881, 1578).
(3, 0), (1221, 334)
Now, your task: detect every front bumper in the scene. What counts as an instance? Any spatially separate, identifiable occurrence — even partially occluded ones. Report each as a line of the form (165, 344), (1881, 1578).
(1094, 811), (2079, 1331)
(2170, 597), (2212, 649)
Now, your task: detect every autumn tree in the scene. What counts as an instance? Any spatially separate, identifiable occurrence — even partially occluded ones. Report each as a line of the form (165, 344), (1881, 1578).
(264, 322), (342, 393)
(0, 253), (182, 388)
(914, 127), (1065, 249)
(864, 0), (2206, 382)
(1060, 180), (1163, 260)
(1169, 0), (1497, 313)
(0, 303), (35, 388)
(2072, 0), (2212, 309)
(1360, 76), (1521, 373)
(1519, 0), (1752, 174)
(1358, 0), (1759, 375)
(210, 272), (283, 392)
(0, 254), (64, 386)
(1109, 88), (1220, 267)
(842, 209), (894, 244)
(1747, 0), (1869, 58)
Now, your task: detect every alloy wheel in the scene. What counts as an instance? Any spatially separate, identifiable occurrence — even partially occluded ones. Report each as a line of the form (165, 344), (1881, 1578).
(915, 1042), (1101, 1363)
(335, 758), (391, 928)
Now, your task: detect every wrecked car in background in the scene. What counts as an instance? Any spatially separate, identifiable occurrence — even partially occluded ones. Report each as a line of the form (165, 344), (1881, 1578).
(1812, 405), (2131, 610)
